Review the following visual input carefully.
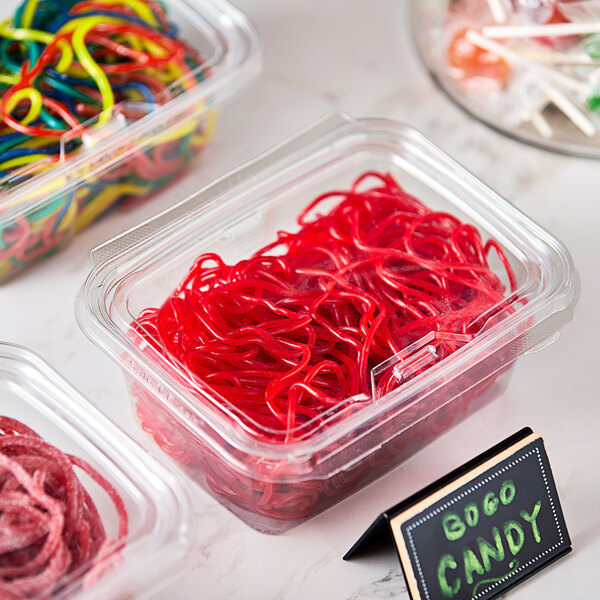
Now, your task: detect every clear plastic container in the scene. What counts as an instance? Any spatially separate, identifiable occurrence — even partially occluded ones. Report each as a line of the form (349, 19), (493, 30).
(0, 342), (192, 598)
(0, 0), (260, 282)
(76, 113), (579, 534)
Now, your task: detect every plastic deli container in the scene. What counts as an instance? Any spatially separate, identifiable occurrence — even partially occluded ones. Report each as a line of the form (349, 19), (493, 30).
(76, 114), (579, 534)
(0, 0), (260, 282)
(0, 343), (191, 598)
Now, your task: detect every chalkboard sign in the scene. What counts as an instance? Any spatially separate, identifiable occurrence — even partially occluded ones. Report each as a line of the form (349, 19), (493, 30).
(344, 428), (571, 600)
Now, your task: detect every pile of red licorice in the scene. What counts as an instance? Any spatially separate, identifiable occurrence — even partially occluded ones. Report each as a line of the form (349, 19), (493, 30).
(134, 171), (517, 443)
(0, 417), (128, 599)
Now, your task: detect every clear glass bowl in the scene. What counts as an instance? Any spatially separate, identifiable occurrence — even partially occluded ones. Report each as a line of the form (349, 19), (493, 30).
(413, 0), (600, 158)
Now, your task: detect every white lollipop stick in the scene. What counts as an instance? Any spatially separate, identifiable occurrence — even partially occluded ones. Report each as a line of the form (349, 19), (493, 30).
(483, 21), (600, 39)
(529, 97), (554, 139)
(486, 0), (507, 24)
(521, 50), (600, 66)
(590, 67), (600, 85)
(517, 88), (554, 139)
(531, 110), (554, 138)
(465, 30), (590, 95)
(536, 78), (596, 136)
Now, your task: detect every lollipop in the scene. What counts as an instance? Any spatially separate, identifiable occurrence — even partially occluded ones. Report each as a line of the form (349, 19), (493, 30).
(448, 28), (512, 90)
(511, 0), (557, 24)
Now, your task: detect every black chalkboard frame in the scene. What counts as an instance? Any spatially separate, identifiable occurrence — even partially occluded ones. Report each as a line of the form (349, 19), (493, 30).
(344, 427), (572, 600)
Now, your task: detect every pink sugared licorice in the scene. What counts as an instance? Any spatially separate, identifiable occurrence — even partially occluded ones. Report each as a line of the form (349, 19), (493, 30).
(0, 417), (128, 598)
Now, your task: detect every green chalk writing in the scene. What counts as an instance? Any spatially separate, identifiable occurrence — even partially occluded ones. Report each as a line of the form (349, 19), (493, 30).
(437, 554), (461, 598)
(477, 528), (505, 572)
(434, 480), (548, 599)
(471, 560), (520, 598)
(503, 521), (525, 556)
(500, 480), (516, 506)
(483, 491), (499, 517)
(520, 501), (542, 544)
(441, 480), (517, 542)
(465, 503), (479, 528)
(464, 548), (485, 585)
(443, 512), (466, 542)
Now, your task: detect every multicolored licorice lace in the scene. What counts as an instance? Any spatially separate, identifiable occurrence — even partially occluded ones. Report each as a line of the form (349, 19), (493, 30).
(0, 416), (128, 598)
(0, 0), (213, 281)
(133, 171), (518, 445)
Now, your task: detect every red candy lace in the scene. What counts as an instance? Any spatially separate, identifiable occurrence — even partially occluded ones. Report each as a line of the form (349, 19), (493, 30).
(134, 171), (517, 443)
(0, 417), (128, 598)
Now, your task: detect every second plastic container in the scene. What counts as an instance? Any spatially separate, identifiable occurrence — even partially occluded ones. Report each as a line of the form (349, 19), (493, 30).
(0, 0), (260, 282)
(0, 342), (192, 598)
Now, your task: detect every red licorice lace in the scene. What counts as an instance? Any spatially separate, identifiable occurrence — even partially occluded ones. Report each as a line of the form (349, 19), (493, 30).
(0, 417), (128, 598)
(134, 171), (517, 443)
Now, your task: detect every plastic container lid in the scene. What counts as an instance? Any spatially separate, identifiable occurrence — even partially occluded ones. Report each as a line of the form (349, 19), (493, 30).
(76, 113), (579, 531)
(0, 342), (192, 598)
(0, 0), (261, 281)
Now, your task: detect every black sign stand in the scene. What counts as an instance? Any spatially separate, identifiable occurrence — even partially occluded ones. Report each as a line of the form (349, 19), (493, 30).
(344, 428), (571, 600)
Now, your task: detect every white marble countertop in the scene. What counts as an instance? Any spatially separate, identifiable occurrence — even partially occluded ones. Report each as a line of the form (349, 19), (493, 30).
(0, 0), (598, 598)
